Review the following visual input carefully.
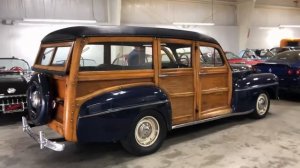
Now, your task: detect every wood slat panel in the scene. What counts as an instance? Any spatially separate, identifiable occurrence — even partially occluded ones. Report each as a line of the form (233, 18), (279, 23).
(201, 91), (228, 112)
(77, 78), (153, 97)
(170, 96), (194, 125)
(159, 75), (194, 94)
(200, 107), (231, 119)
(201, 74), (228, 90)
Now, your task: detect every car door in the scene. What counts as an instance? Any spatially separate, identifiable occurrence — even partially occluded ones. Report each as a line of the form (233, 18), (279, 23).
(157, 39), (196, 125)
(196, 43), (232, 119)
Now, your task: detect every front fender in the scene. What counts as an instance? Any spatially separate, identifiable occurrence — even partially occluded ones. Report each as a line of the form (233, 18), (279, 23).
(76, 85), (172, 143)
(233, 73), (278, 112)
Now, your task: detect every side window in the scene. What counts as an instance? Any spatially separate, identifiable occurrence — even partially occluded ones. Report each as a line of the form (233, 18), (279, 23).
(161, 43), (192, 69)
(199, 46), (224, 67)
(41, 48), (54, 65)
(52, 47), (72, 66)
(79, 42), (153, 71)
(39, 47), (71, 66)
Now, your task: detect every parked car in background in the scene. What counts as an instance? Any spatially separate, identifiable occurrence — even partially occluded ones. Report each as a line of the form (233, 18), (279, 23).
(0, 57), (31, 115)
(253, 50), (300, 93)
(254, 49), (274, 60)
(225, 51), (262, 65)
(22, 26), (278, 155)
(239, 49), (262, 60)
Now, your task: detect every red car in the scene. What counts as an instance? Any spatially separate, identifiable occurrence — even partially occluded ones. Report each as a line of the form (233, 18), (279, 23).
(225, 51), (263, 65)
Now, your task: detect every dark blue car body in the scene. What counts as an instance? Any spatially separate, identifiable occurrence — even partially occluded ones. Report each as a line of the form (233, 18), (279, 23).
(254, 50), (300, 93)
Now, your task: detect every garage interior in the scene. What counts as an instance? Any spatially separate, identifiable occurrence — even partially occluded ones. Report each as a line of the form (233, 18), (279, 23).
(0, 0), (300, 167)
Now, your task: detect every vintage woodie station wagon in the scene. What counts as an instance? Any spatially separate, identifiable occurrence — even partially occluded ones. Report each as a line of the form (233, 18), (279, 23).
(22, 26), (278, 155)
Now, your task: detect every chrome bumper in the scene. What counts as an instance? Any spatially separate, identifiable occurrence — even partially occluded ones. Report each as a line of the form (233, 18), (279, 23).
(22, 117), (65, 152)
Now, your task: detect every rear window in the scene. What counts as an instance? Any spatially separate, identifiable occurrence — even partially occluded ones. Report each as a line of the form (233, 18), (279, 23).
(79, 42), (153, 71)
(267, 51), (300, 63)
(38, 46), (72, 66)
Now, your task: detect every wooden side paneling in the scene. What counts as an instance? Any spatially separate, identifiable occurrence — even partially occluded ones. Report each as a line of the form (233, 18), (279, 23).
(77, 78), (153, 97)
(170, 96), (194, 125)
(157, 39), (195, 125)
(158, 75), (194, 94)
(201, 91), (228, 112)
(200, 74), (228, 91)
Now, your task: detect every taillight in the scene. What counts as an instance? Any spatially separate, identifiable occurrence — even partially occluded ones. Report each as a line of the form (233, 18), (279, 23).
(296, 69), (300, 76)
(288, 69), (293, 75)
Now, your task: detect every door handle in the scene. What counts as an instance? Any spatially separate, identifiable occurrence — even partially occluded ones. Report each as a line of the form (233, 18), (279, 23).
(159, 74), (177, 78)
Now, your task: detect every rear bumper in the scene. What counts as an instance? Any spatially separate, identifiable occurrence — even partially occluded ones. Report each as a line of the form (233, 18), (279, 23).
(22, 116), (65, 152)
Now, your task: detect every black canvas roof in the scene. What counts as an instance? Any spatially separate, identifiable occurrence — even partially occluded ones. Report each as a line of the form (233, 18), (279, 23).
(41, 26), (219, 45)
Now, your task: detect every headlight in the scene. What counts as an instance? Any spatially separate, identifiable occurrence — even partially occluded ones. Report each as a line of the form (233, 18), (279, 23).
(31, 91), (41, 109)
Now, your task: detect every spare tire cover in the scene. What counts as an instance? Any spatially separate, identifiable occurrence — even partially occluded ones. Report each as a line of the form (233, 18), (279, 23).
(27, 73), (54, 125)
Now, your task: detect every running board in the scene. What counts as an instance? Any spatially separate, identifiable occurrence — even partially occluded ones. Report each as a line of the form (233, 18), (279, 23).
(172, 110), (254, 130)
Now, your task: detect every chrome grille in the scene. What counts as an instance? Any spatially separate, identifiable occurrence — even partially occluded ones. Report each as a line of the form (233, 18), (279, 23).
(0, 94), (27, 113)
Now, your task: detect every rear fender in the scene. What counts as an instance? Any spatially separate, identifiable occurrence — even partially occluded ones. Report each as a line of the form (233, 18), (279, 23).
(76, 85), (172, 143)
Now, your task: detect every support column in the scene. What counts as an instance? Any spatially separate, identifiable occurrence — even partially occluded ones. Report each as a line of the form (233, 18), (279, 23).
(237, 0), (256, 51)
(107, 0), (122, 25)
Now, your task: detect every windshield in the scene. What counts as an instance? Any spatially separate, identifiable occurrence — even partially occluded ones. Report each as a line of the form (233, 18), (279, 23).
(225, 52), (240, 59)
(0, 58), (30, 72)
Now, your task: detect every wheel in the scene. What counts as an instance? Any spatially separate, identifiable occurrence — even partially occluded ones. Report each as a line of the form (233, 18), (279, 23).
(251, 92), (270, 119)
(121, 111), (167, 156)
(27, 73), (54, 125)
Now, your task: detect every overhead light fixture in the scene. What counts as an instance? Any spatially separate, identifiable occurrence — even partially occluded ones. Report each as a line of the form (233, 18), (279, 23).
(23, 18), (97, 24)
(279, 25), (300, 28)
(258, 27), (278, 30)
(173, 22), (215, 26)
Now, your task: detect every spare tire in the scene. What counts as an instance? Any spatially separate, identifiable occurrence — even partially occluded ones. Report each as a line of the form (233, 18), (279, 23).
(27, 73), (54, 125)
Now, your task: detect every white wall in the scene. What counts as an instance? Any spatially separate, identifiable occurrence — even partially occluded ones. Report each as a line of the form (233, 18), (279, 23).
(1, 0), (300, 65)
(246, 6), (300, 49)
(121, 0), (236, 25)
(0, 24), (68, 65)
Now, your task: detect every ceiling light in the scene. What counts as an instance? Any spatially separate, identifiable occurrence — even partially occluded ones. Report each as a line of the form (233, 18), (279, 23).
(279, 25), (300, 28)
(258, 27), (278, 30)
(173, 22), (215, 26)
(23, 19), (97, 24)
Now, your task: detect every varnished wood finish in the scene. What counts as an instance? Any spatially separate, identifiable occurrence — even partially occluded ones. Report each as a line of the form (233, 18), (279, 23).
(34, 42), (74, 72)
(77, 78), (153, 97)
(52, 76), (66, 123)
(76, 82), (155, 107)
(64, 39), (84, 141)
(196, 42), (232, 119)
(157, 38), (195, 125)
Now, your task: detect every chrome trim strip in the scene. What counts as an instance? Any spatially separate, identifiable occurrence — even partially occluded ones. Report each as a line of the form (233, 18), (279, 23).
(80, 100), (169, 119)
(235, 82), (278, 92)
(22, 117), (65, 152)
(0, 94), (27, 98)
(172, 110), (254, 129)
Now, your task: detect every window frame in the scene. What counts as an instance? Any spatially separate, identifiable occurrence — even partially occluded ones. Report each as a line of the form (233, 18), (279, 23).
(77, 37), (155, 79)
(33, 42), (74, 73)
(159, 39), (193, 71)
(198, 45), (226, 68)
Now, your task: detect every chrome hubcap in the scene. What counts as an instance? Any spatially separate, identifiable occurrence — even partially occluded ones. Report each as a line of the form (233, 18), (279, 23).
(256, 93), (268, 115)
(135, 116), (160, 147)
(31, 91), (41, 109)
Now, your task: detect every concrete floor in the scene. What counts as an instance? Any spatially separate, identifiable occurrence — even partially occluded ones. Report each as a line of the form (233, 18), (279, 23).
(0, 94), (300, 168)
